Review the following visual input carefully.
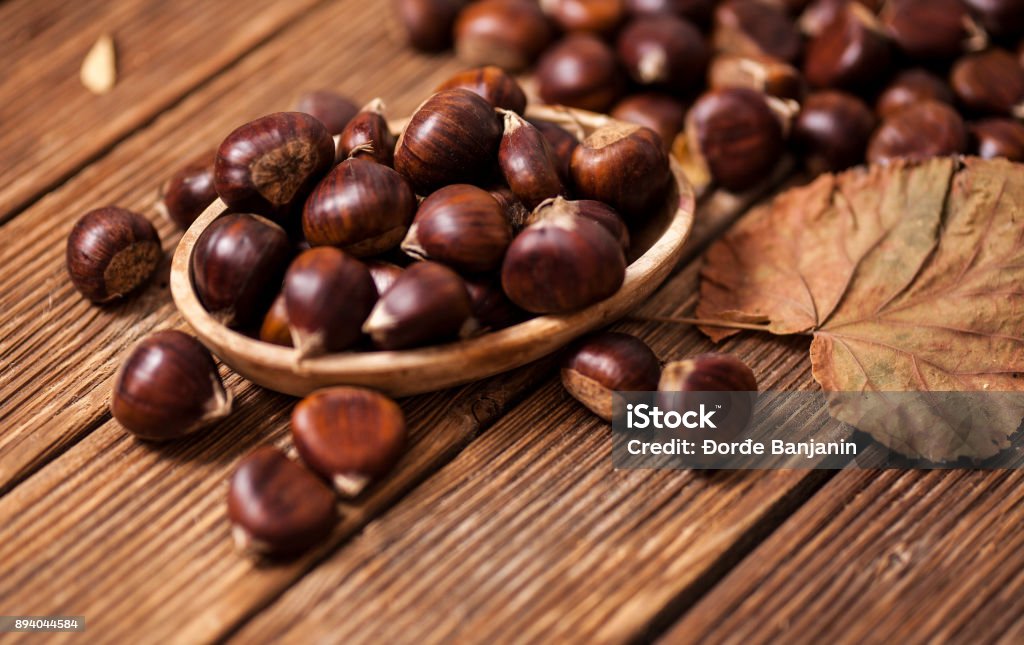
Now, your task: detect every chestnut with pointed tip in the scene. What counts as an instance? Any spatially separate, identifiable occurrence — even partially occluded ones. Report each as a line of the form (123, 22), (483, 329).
(283, 247), (377, 358)
(291, 387), (407, 497)
(66, 207), (162, 304)
(561, 331), (661, 421)
(159, 150), (217, 230)
(875, 69), (955, 119)
(396, 0), (468, 51)
(881, 0), (987, 61)
(402, 185), (512, 273)
(363, 261), (476, 349)
(970, 119), (1024, 161)
(259, 293), (292, 347)
(501, 213), (625, 313)
(536, 34), (625, 113)
(336, 98), (396, 166)
(867, 100), (968, 164)
(111, 330), (233, 441)
(365, 260), (405, 296)
(530, 196), (630, 252)
(707, 53), (804, 100)
(498, 111), (565, 209)
(295, 90), (359, 135)
(803, 2), (890, 91)
(214, 112), (335, 220)
(794, 91), (876, 173)
(950, 49), (1024, 118)
(394, 89), (503, 194)
(191, 213), (292, 328)
(435, 66), (528, 114)
(227, 446), (336, 557)
(610, 93), (686, 152)
(302, 157), (416, 256)
(529, 119), (580, 185)
(616, 15), (709, 92)
(454, 0), (554, 71)
(713, 0), (802, 63)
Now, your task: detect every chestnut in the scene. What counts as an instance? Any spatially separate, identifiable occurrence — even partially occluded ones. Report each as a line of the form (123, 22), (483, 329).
(454, 0), (554, 72)
(291, 386), (407, 496)
(336, 98), (396, 166)
(536, 33), (625, 113)
(394, 88), (503, 194)
(294, 90), (359, 135)
(684, 87), (785, 192)
(570, 122), (671, 221)
(561, 331), (661, 421)
(435, 66), (528, 114)
(875, 69), (955, 119)
(362, 261), (476, 349)
(395, 0), (468, 51)
(970, 118), (1024, 161)
(803, 2), (891, 91)
(501, 213), (625, 314)
(610, 93), (686, 152)
(950, 49), (1024, 117)
(302, 157), (417, 256)
(402, 184), (513, 273)
(191, 213), (292, 328)
(543, 0), (625, 34)
(283, 247), (377, 357)
(365, 260), (405, 296)
(530, 196), (630, 252)
(66, 207), (161, 304)
(867, 100), (968, 164)
(658, 353), (758, 441)
(488, 185), (531, 229)
(227, 446), (336, 556)
(528, 119), (580, 185)
(111, 329), (232, 441)
(881, 0), (987, 61)
(713, 0), (803, 64)
(707, 53), (804, 101)
(616, 15), (709, 92)
(259, 293), (292, 347)
(498, 111), (564, 209)
(794, 91), (876, 173)
(624, 0), (715, 26)
(464, 275), (526, 330)
(964, 0), (1024, 39)
(159, 150), (217, 230)
(214, 112), (335, 220)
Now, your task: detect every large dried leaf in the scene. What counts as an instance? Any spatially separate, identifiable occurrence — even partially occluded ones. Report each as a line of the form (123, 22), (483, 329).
(698, 157), (1024, 461)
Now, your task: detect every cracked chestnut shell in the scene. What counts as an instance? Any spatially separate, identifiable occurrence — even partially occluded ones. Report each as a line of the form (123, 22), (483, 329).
(363, 261), (476, 349)
(875, 69), (955, 119)
(536, 33), (625, 113)
(561, 331), (661, 421)
(867, 100), (968, 164)
(454, 0), (554, 71)
(707, 53), (804, 100)
(394, 88), (503, 194)
(803, 2), (890, 91)
(530, 196), (630, 252)
(302, 157), (416, 256)
(435, 66), (528, 114)
(214, 112), (335, 220)
(111, 330), (232, 441)
(191, 213), (292, 328)
(713, 0), (802, 63)
(402, 184), (513, 273)
(794, 91), (876, 173)
(611, 93), (686, 152)
(970, 118), (1024, 161)
(498, 111), (564, 209)
(295, 90), (359, 135)
(227, 446), (336, 557)
(616, 15), (709, 92)
(336, 99), (396, 166)
(291, 386), (407, 497)
(283, 247), (377, 358)
(950, 49), (1024, 118)
(881, 0), (987, 61)
(66, 207), (161, 304)
(501, 213), (625, 314)
(159, 150), (217, 230)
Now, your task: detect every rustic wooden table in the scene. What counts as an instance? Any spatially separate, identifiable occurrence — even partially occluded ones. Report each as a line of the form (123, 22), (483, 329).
(3, 1), (1024, 643)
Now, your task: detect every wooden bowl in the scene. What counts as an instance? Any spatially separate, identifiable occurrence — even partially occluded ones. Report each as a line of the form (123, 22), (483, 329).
(170, 106), (695, 397)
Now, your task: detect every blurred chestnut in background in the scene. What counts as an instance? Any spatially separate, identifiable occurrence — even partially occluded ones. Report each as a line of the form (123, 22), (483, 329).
(624, 0), (715, 26)
(970, 118), (1024, 161)
(794, 91), (876, 173)
(542, 0), (625, 34)
(616, 15), (709, 92)
(713, 0), (803, 63)
(536, 33), (625, 113)
(867, 100), (968, 164)
(336, 99), (396, 166)
(964, 0), (1024, 40)
(294, 90), (359, 135)
(950, 49), (1024, 117)
(160, 150), (217, 230)
(435, 66), (528, 114)
(708, 53), (804, 100)
(454, 0), (554, 71)
(611, 93), (686, 152)
(803, 2), (890, 91)
(881, 0), (987, 61)
(875, 69), (955, 119)
(66, 207), (161, 304)
(396, 0), (470, 52)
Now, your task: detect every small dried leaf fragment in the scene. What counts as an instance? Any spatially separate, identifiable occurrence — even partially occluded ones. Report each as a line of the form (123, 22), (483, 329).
(81, 34), (117, 94)
(698, 157), (1024, 461)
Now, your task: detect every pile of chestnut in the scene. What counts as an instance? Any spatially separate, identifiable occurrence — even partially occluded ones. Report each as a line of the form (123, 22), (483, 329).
(398, 0), (1024, 187)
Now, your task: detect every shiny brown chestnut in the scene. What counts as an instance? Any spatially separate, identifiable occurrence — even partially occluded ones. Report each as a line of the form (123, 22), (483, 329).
(528, 119), (581, 185)
(259, 293), (292, 347)
(111, 329), (233, 441)
(570, 122), (671, 221)
(394, 88), (503, 194)
(498, 111), (564, 209)
(950, 49), (1024, 117)
(435, 66), (528, 114)
(867, 100), (968, 164)
(214, 112), (335, 220)
(362, 261), (476, 349)
(336, 98), (396, 166)
(875, 69), (955, 119)
(610, 93), (686, 152)
(396, 0), (468, 51)
(685, 87), (785, 192)
(881, 0), (987, 61)
(658, 353), (758, 442)
(561, 331), (661, 421)
(803, 2), (890, 91)
(302, 157), (417, 256)
(530, 196), (630, 252)
(365, 260), (405, 296)
(625, 0), (715, 26)
(794, 91), (876, 173)
(713, 0), (803, 63)
(964, 0), (1024, 39)
(616, 15), (709, 92)
(402, 184), (513, 273)
(283, 247), (377, 358)
(542, 0), (625, 34)
(463, 275), (526, 330)
(159, 150), (217, 230)
(291, 387), (407, 496)
(501, 213), (625, 314)
(970, 118), (1024, 161)
(536, 33), (625, 113)
(295, 90), (359, 135)
(66, 207), (161, 304)
(454, 0), (554, 71)
(227, 446), (336, 556)
(707, 53), (804, 100)
(191, 213), (292, 328)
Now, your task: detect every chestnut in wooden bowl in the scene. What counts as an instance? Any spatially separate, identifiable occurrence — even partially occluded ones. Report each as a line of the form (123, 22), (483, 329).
(170, 106), (694, 397)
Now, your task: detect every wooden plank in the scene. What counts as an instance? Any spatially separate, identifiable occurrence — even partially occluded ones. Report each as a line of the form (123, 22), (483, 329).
(0, 0), (329, 223)
(659, 467), (1024, 644)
